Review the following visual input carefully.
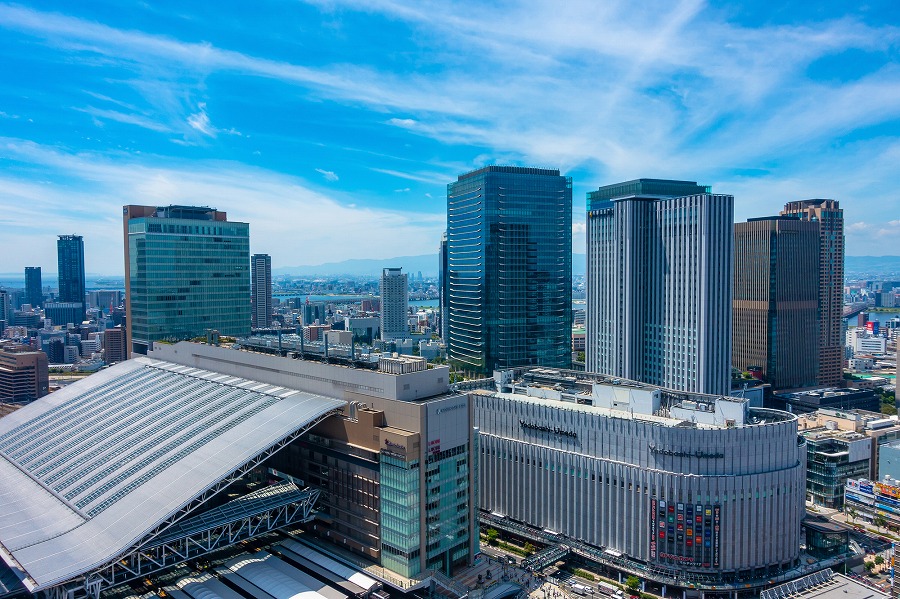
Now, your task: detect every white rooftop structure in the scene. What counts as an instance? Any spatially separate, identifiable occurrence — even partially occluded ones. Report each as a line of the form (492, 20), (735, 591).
(0, 357), (346, 596)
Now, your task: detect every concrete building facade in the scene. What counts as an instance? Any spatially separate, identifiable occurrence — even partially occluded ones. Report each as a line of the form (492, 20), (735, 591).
(103, 325), (127, 364)
(0, 345), (49, 402)
(148, 342), (478, 580)
(251, 253), (273, 329)
(586, 179), (733, 395)
(380, 267), (409, 342)
(476, 368), (805, 587)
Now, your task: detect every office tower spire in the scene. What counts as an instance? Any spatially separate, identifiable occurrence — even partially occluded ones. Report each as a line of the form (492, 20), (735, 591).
(586, 179), (733, 396)
(447, 166), (572, 376)
(780, 199), (844, 387)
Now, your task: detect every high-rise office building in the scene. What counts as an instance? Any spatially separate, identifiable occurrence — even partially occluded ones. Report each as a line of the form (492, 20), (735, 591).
(733, 216), (820, 389)
(780, 200), (844, 387)
(57, 234), (85, 321)
(24, 267), (42, 308)
(0, 289), (9, 328)
(103, 325), (127, 364)
(380, 267), (409, 341)
(251, 253), (272, 329)
(447, 166), (572, 376)
(586, 179), (733, 396)
(0, 345), (49, 402)
(439, 232), (448, 341)
(123, 205), (251, 356)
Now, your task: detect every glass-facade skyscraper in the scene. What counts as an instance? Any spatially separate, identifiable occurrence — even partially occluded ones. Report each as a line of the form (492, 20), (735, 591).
(24, 267), (42, 308)
(780, 199), (844, 388)
(446, 166), (572, 376)
(123, 205), (250, 356)
(56, 235), (85, 320)
(733, 216), (820, 389)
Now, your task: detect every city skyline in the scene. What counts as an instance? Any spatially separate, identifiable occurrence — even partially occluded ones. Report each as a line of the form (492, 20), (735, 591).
(1, 2), (899, 273)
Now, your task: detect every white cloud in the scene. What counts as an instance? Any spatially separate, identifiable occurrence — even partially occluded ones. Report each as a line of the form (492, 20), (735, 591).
(75, 107), (171, 133)
(368, 167), (450, 184)
(315, 168), (339, 182)
(0, 138), (444, 272)
(387, 118), (418, 128)
(186, 103), (242, 138)
(1, 2), (899, 258)
(572, 222), (586, 234)
(187, 104), (215, 136)
(394, 187), (411, 192)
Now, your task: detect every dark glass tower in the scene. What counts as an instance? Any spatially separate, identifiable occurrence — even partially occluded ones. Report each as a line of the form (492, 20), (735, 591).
(733, 216), (820, 389)
(447, 166), (572, 376)
(56, 235), (85, 320)
(780, 200), (844, 387)
(24, 267), (42, 308)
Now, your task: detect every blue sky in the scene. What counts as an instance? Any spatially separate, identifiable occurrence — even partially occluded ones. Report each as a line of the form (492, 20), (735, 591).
(1, 0), (898, 274)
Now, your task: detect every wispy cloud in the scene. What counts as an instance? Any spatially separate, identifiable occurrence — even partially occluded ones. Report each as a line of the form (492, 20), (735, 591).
(75, 106), (171, 133)
(186, 103), (242, 138)
(315, 168), (339, 182)
(0, 138), (444, 271)
(0, 0), (898, 262)
(369, 167), (450, 185)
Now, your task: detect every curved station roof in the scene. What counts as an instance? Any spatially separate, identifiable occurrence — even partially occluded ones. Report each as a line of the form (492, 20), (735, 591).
(0, 357), (346, 592)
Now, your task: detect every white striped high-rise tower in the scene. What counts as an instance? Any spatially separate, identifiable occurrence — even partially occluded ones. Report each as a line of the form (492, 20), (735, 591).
(586, 179), (733, 396)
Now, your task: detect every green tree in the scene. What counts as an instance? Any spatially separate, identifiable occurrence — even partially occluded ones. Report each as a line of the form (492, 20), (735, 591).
(882, 404), (898, 416)
(625, 576), (640, 592)
(847, 507), (858, 523)
(486, 528), (499, 546)
(865, 561), (876, 573)
(523, 542), (536, 556)
(875, 555), (885, 565)
(875, 514), (888, 531)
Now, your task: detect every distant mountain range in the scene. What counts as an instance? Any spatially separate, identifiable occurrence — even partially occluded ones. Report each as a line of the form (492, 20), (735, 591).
(273, 253), (589, 277)
(277, 254), (900, 278)
(1, 254), (893, 282)
(845, 255), (900, 275)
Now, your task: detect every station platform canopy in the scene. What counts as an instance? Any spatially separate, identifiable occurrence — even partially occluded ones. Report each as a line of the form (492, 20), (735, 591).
(0, 357), (346, 594)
